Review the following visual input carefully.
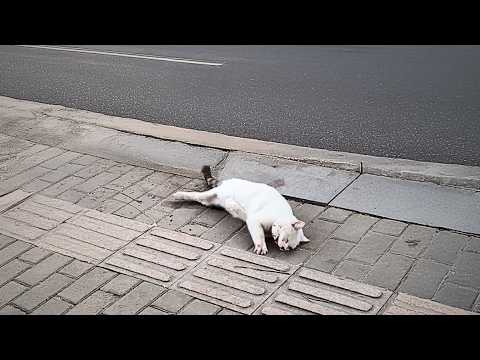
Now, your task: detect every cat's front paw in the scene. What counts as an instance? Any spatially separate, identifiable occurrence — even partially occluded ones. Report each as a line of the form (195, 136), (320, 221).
(254, 243), (268, 255)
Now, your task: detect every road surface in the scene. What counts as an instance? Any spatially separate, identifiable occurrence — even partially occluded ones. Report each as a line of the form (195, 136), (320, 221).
(0, 45), (479, 166)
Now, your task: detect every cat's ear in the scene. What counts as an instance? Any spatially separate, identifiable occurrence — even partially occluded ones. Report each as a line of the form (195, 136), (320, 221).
(292, 220), (305, 230)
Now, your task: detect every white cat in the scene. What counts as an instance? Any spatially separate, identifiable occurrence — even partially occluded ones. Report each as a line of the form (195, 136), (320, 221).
(172, 166), (310, 255)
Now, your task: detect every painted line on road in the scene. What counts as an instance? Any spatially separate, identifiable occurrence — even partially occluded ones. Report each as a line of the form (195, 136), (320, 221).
(17, 45), (224, 67)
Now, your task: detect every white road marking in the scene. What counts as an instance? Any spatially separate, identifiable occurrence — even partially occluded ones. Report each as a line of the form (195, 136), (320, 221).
(17, 45), (224, 66)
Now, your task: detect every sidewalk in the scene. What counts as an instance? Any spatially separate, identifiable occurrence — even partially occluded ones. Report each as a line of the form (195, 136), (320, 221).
(0, 96), (478, 315)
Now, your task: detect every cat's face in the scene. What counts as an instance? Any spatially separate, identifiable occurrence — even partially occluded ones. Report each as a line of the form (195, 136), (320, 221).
(271, 220), (310, 251)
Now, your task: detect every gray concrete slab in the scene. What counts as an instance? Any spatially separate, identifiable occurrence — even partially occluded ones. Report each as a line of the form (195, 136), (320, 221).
(218, 152), (358, 204)
(62, 130), (226, 179)
(331, 174), (480, 235)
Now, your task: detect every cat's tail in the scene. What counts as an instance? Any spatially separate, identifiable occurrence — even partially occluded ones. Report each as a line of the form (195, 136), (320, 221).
(201, 165), (218, 189)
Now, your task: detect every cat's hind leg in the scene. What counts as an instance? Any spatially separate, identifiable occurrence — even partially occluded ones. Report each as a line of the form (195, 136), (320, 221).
(172, 189), (218, 207)
(224, 199), (246, 221)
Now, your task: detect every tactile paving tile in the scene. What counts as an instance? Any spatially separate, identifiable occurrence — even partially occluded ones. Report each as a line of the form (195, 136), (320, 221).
(100, 227), (219, 286)
(173, 246), (298, 314)
(0, 194), (82, 243)
(382, 293), (476, 315)
(35, 209), (149, 264)
(256, 267), (393, 315)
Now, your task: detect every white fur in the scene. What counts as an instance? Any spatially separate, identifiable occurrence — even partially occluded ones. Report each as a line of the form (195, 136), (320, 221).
(172, 178), (310, 255)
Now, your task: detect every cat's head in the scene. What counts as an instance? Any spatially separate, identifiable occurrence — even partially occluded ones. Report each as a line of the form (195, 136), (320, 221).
(271, 217), (310, 251)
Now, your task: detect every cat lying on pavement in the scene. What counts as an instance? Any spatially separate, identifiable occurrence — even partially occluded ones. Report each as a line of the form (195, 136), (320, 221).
(172, 166), (310, 255)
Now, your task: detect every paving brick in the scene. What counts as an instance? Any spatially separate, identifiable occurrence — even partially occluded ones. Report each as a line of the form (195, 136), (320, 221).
(16, 253), (72, 286)
(96, 199), (127, 214)
(134, 213), (156, 225)
(76, 198), (103, 211)
(0, 189), (31, 213)
(0, 215), (47, 241)
(0, 281), (28, 307)
(18, 247), (52, 264)
(371, 219), (407, 236)
(5, 208), (59, 230)
(132, 192), (163, 212)
(305, 239), (353, 272)
(0, 241), (31, 266)
(58, 267), (116, 304)
(0, 147), (64, 180)
(15, 201), (72, 226)
(113, 204), (141, 219)
(31, 194), (83, 214)
(0, 305), (26, 315)
(59, 260), (94, 278)
(192, 208), (227, 227)
(107, 163), (134, 175)
(101, 274), (141, 296)
(152, 289), (193, 313)
(365, 253), (414, 291)
(217, 308), (242, 315)
(143, 207), (170, 223)
(475, 294), (480, 313)
(68, 291), (118, 315)
(40, 151), (82, 169)
(293, 203), (325, 224)
(318, 207), (352, 223)
(148, 175), (191, 197)
(224, 226), (252, 251)
(103, 282), (165, 315)
(119, 183), (152, 200)
(390, 225), (437, 258)
(179, 299), (221, 315)
(66, 214), (144, 242)
(0, 260), (31, 287)
(21, 178), (51, 193)
(78, 187), (117, 205)
(333, 260), (372, 281)
(39, 163), (84, 182)
(74, 172), (120, 193)
(0, 166), (51, 196)
(331, 214), (378, 243)
(181, 178), (208, 191)
(433, 283), (478, 310)
(70, 154), (98, 166)
(267, 246), (312, 265)
(179, 223), (210, 237)
(104, 168), (153, 191)
(139, 307), (168, 315)
(31, 297), (72, 315)
(346, 232), (396, 265)
(465, 237), (480, 253)
(384, 292), (474, 315)
(448, 252), (480, 289)
(57, 189), (84, 203)
(399, 259), (450, 299)
(287, 199), (302, 209)
(0, 234), (15, 250)
(84, 209), (151, 232)
(144, 171), (174, 185)
(157, 205), (205, 230)
(422, 231), (468, 265)
(13, 273), (73, 312)
(302, 218), (339, 251)
(74, 159), (117, 179)
(40, 176), (84, 197)
(201, 215), (244, 243)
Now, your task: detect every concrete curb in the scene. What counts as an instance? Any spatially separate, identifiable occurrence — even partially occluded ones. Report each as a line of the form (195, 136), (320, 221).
(2, 95), (480, 190)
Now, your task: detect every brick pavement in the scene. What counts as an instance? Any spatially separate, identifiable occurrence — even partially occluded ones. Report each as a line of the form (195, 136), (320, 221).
(0, 136), (478, 314)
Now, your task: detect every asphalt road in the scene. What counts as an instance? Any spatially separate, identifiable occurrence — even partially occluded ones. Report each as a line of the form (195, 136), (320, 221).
(0, 45), (479, 166)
